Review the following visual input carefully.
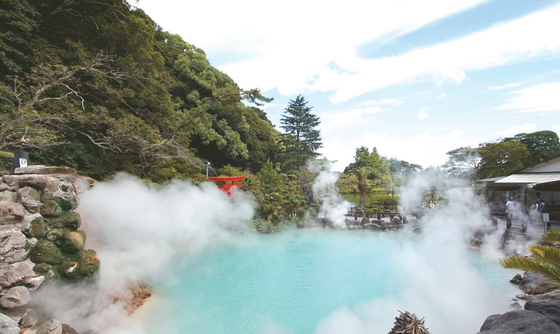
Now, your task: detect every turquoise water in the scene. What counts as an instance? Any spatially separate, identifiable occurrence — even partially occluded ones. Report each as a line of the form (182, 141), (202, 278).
(143, 230), (519, 334)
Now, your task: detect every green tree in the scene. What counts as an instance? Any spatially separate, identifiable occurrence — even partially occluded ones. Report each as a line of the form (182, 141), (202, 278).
(279, 95), (322, 171)
(508, 131), (560, 167)
(477, 140), (529, 179)
(344, 147), (388, 209)
(442, 146), (480, 178)
(501, 229), (560, 284)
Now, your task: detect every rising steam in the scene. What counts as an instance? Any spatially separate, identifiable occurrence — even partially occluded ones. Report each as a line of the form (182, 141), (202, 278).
(31, 173), (256, 333)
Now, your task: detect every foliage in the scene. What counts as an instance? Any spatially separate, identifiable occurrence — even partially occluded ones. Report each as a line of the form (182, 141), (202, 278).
(344, 147), (388, 209)
(477, 140), (529, 179)
(445, 130), (560, 180)
(442, 146), (480, 179)
(0, 0), (280, 181)
(500, 229), (560, 284)
(278, 95), (322, 172)
(507, 130), (560, 167)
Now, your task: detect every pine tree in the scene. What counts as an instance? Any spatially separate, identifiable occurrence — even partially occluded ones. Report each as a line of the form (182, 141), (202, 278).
(279, 95), (322, 171)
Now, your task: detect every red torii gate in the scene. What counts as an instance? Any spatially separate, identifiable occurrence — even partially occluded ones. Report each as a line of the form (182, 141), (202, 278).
(194, 175), (245, 196)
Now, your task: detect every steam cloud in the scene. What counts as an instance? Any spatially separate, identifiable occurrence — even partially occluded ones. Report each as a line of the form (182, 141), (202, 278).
(30, 169), (544, 334)
(31, 173), (256, 333)
(314, 169), (542, 334)
(310, 162), (352, 228)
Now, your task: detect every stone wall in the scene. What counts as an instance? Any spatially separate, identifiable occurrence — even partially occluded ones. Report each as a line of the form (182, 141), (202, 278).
(0, 165), (99, 333)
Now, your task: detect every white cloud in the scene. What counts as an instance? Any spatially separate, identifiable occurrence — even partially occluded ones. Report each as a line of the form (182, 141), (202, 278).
(487, 82), (522, 90)
(437, 93), (447, 100)
(496, 81), (560, 113)
(137, 0), (487, 95)
(324, 130), (475, 171)
(418, 106), (429, 120)
(321, 4), (560, 103)
(496, 124), (537, 137)
(361, 98), (405, 107)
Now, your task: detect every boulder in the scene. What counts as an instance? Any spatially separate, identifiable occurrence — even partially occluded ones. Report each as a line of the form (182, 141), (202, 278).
(61, 324), (79, 334)
(58, 250), (99, 281)
(35, 319), (62, 334)
(0, 286), (31, 308)
(17, 187), (42, 213)
(0, 259), (35, 289)
(40, 201), (62, 217)
(0, 202), (25, 225)
(11, 175), (48, 190)
(45, 212), (80, 230)
(478, 309), (560, 334)
(524, 289), (560, 326)
(58, 231), (85, 254)
(19, 309), (39, 328)
(0, 191), (16, 203)
(0, 226), (29, 263)
(14, 165), (76, 175)
(21, 214), (45, 239)
(0, 312), (20, 334)
(29, 241), (63, 265)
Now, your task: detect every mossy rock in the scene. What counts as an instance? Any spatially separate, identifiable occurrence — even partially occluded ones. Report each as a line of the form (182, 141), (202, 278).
(52, 195), (78, 211)
(45, 211), (81, 229)
(45, 228), (70, 244)
(58, 230), (85, 253)
(40, 200), (63, 217)
(29, 240), (63, 265)
(33, 263), (52, 274)
(58, 249), (100, 281)
(28, 216), (46, 239)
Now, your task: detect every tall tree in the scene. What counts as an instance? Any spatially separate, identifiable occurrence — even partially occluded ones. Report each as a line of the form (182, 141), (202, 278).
(477, 140), (529, 179)
(279, 95), (322, 171)
(442, 146), (480, 179)
(507, 131), (560, 167)
(344, 146), (388, 209)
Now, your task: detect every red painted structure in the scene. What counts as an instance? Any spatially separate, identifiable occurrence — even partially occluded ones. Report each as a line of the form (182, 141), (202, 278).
(207, 175), (245, 196)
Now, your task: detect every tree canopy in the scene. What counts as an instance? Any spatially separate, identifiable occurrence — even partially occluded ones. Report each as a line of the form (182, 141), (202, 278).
(279, 95), (322, 172)
(0, 0), (279, 180)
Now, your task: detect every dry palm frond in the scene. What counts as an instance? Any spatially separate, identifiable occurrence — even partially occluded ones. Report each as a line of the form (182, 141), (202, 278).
(388, 310), (430, 334)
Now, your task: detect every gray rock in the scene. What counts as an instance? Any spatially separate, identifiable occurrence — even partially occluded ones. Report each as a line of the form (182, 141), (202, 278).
(14, 166), (76, 176)
(0, 191), (16, 203)
(0, 259), (38, 288)
(0, 286), (31, 308)
(478, 309), (560, 334)
(36, 319), (62, 334)
(524, 289), (560, 326)
(21, 214), (45, 239)
(0, 202), (25, 225)
(0, 226), (29, 263)
(0, 176), (18, 188)
(9, 175), (48, 190)
(19, 309), (38, 328)
(17, 187), (42, 213)
(0, 312), (20, 334)
(22, 275), (45, 291)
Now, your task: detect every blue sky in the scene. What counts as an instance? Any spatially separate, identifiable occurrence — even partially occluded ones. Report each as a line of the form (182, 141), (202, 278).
(136, 0), (560, 171)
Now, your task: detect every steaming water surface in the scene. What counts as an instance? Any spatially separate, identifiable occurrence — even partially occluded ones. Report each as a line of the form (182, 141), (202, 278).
(138, 229), (519, 334)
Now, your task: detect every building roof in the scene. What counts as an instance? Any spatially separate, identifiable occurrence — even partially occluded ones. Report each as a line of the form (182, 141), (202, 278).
(495, 173), (560, 184)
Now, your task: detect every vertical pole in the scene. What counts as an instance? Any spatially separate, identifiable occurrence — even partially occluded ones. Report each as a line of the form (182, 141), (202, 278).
(206, 161), (210, 179)
(391, 176), (394, 208)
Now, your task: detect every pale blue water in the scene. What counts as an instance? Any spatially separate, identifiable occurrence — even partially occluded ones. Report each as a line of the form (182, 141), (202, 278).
(143, 230), (519, 334)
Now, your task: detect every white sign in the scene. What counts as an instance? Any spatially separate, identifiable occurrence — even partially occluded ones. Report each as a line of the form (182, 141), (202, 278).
(19, 158), (27, 167)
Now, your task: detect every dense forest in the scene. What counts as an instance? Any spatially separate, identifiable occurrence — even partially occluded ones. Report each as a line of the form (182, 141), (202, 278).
(0, 0), (279, 181)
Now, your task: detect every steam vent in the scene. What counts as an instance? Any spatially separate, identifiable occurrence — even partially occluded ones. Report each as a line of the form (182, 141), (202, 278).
(0, 166), (99, 325)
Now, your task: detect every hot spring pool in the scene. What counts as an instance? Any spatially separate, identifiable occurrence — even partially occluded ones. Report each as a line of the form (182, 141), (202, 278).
(134, 229), (520, 334)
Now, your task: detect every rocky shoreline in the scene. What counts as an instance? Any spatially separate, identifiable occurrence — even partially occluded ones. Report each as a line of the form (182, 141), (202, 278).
(477, 271), (560, 334)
